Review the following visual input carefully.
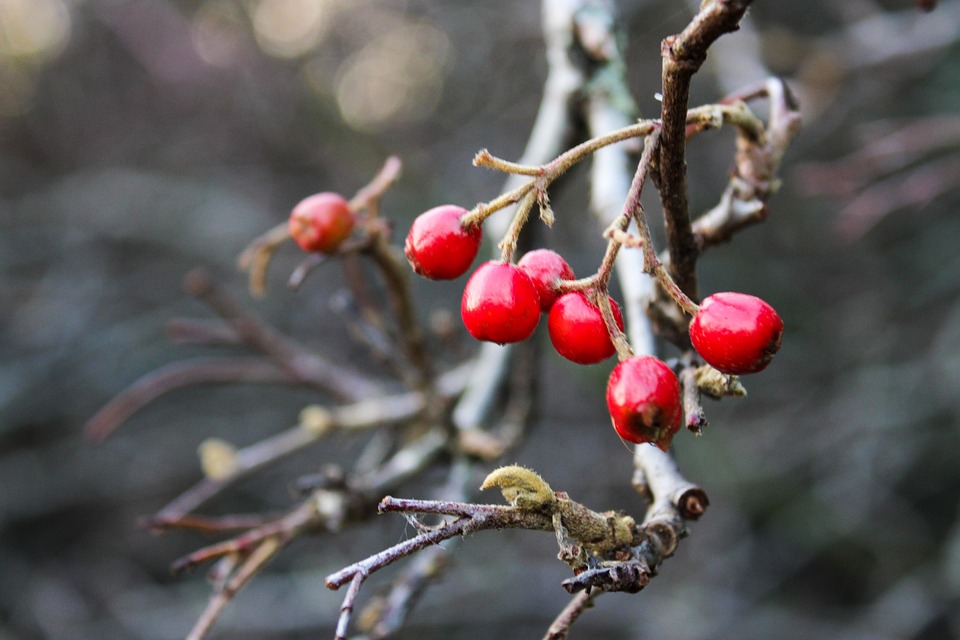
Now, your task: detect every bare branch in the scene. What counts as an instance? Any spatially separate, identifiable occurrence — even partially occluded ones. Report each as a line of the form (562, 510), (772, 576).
(679, 361), (708, 434)
(85, 357), (292, 441)
(634, 445), (709, 524)
(692, 78), (802, 249)
(542, 590), (599, 640)
(658, 0), (754, 299)
(183, 268), (384, 401)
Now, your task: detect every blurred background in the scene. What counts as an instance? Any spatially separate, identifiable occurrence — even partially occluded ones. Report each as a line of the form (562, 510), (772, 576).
(2, 0), (960, 638)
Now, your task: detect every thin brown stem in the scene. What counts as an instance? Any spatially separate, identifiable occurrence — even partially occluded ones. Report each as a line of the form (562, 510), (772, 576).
(334, 571), (368, 640)
(141, 512), (281, 534)
(183, 268), (383, 401)
(596, 292), (633, 361)
(237, 222), (289, 297)
(185, 537), (283, 640)
(163, 318), (241, 346)
(348, 156), (403, 214)
(462, 120), (658, 231)
(498, 189), (538, 262)
(543, 590), (599, 640)
(150, 363), (471, 522)
(325, 516), (476, 590)
(287, 252), (328, 290)
(366, 226), (432, 383)
(473, 148), (542, 175)
(461, 181), (535, 227)
(84, 357), (293, 441)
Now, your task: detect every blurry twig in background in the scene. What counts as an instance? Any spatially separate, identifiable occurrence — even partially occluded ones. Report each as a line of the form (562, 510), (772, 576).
(794, 116), (960, 240)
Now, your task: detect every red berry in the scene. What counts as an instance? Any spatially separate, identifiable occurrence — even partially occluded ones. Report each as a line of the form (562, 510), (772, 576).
(517, 249), (575, 313)
(606, 356), (682, 451)
(288, 192), (355, 253)
(548, 291), (623, 365)
(405, 205), (482, 280)
(461, 261), (540, 344)
(689, 292), (783, 375)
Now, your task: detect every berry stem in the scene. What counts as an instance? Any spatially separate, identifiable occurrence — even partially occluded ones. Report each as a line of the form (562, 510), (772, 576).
(473, 149), (542, 176)
(237, 222), (291, 297)
(349, 155), (403, 217)
(497, 189), (538, 263)
(463, 121), (659, 231)
(598, 131), (700, 319)
(556, 128), (661, 301)
(609, 227), (700, 317)
(595, 292), (633, 361)
(461, 181), (535, 227)
(543, 121), (658, 179)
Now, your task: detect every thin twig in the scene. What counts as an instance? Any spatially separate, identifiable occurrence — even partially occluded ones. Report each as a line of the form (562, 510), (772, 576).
(237, 222), (289, 297)
(183, 268), (385, 401)
(150, 363), (472, 522)
(542, 590), (599, 640)
(334, 570), (368, 640)
(84, 357), (293, 441)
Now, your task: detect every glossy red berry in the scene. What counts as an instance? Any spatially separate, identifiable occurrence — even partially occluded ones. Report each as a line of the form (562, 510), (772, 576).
(689, 292), (783, 375)
(404, 205), (483, 280)
(288, 192), (355, 253)
(461, 261), (540, 344)
(517, 249), (575, 313)
(548, 291), (623, 365)
(606, 356), (682, 451)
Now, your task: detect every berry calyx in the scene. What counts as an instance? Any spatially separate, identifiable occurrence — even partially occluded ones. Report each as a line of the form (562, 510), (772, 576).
(461, 261), (540, 344)
(517, 249), (575, 313)
(606, 356), (682, 451)
(548, 291), (623, 365)
(689, 292), (783, 375)
(404, 205), (483, 280)
(288, 192), (356, 253)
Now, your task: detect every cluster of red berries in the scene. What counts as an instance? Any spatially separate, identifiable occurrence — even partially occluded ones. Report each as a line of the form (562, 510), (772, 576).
(401, 203), (784, 452)
(404, 206), (626, 367)
(605, 293), (783, 450)
(290, 197), (784, 453)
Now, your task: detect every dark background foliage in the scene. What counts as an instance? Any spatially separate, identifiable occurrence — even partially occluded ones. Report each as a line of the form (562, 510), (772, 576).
(2, 1), (959, 638)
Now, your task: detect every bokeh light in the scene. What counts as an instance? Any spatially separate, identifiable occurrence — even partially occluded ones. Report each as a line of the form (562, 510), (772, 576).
(251, 0), (334, 59)
(334, 21), (451, 132)
(0, 0), (71, 116)
(190, 0), (247, 67)
(0, 0), (70, 59)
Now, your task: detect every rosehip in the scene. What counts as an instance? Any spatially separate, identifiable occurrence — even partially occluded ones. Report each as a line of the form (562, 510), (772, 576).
(689, 292), (783, 375)
(404, 205), (482, 280)
(461, 261), (540, 344)
(288, 192), (355, 253)
(548, 291), (623, 365)
(517, 249), (575, 313)
(606, 356), (682, 451)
